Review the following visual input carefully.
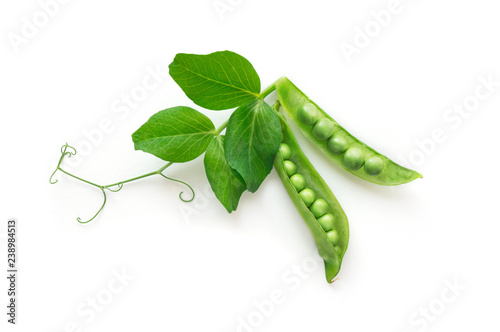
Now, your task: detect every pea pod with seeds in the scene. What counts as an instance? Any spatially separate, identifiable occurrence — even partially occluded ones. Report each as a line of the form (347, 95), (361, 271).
(275, 77), (422, 185)
(274, 109), (349, 283)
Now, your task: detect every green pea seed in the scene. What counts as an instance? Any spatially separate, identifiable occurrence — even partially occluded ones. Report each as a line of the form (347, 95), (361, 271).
(327, 135), (348, 155)
(326, 230), (340, 245)
(317, 213), (335, 232)
(284, 160), (297, 176)
(312, 118), (335, 141)
(343, 147), (365, 170)
(279, 143), (292, 160)
(310, 198), (328, 218)
(299, 188), (316, 207)
(334, 245), (343, 254)
(364, 156), (384, 175)
(290, 174), (306, 191)
(297, 103), (318, 125)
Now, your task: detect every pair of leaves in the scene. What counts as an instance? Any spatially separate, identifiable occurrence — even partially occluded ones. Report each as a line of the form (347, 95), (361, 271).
(132, 51), (281, 213)
(204, 99), (281, 211)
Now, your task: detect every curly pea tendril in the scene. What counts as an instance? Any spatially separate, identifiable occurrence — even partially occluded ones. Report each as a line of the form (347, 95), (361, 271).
(49, 143), (195, 223)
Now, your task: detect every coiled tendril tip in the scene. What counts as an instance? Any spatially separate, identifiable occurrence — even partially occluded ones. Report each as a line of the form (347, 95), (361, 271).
(61, 143), (77, 157)
(50, 143), (78, 184)
(106, 183), (124, 192)
(77, 188), (107, 224)
(160, 173), (195, 202)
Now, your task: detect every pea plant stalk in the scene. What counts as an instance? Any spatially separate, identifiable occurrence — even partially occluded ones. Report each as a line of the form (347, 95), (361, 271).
(50, 144), (193, 223)
(50, 50), (421, 282)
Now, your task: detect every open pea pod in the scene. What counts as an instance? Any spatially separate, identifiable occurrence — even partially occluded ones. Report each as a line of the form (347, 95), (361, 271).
(275, 77), (422, 185)
(274, 111), (349, 283)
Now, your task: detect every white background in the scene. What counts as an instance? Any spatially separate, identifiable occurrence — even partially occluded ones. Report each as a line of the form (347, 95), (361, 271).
(1, 0), (500, 331)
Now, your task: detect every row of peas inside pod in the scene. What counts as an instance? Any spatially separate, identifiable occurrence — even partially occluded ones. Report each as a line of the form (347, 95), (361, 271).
(297, 103), (384, 175)
(279, 141), (341, 251)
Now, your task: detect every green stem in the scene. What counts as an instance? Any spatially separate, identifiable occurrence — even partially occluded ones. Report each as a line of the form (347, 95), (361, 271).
(58, 162), (173, 190)
(259, 82), (277, 99)
(216, 119), (229, 135)
(103, 162), (172, 188)
(158, 161), (173, 173)
(58, 168), (102, 188)
(103, 171), (157, 188)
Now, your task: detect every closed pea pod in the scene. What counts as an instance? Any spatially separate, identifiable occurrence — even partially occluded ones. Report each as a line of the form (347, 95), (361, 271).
(275, 77), (422, 186)
(274, 110), (349, 283)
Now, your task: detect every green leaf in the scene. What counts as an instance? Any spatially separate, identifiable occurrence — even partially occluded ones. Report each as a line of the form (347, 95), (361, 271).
(204, 136), (246, 213)
(132, 106), (215, 162)
(169, 50), (261, 110)
(225, 99), (281, 192)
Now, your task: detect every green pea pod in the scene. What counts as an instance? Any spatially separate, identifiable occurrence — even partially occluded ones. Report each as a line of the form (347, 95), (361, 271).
(275, 77), (422, 186)
(274, 111), (349, 283)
